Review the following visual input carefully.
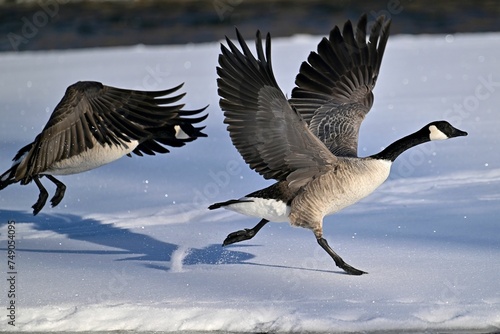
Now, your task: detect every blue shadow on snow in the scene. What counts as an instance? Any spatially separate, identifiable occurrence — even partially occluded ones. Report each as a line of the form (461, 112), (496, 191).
(0, 209), (254, 269)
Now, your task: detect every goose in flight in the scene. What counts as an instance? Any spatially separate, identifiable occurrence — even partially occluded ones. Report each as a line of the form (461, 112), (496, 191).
(209, 14), (467, 275)
(0, 81), (207, 215)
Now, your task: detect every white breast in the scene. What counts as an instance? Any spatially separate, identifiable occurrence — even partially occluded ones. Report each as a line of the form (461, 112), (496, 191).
(46, 140), (139, 175)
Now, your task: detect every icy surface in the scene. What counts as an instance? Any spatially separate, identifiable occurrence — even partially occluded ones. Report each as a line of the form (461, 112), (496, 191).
(0, 32), (499, 332)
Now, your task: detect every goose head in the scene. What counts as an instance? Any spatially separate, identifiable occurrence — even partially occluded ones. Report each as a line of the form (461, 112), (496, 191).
(427, 121), (468, 141)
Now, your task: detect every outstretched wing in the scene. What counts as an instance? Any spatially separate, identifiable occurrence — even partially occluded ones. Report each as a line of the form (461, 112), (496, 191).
(290, 14), (391, 157)
(16, 81), (207, 180)
(217, 29), (337, 189)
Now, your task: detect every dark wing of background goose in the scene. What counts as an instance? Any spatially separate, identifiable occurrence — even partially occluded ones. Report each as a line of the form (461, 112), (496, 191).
(0, 81), (208, 215)
(17, 81), (207, 180)
(290, 14), (391, 158)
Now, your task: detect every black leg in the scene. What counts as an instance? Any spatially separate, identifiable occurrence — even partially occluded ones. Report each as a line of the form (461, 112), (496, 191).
(32, 176), (48, 216)
(317, 237), (367, 275)
(45, 175), (66, 208)
(223, 219), (269, 246)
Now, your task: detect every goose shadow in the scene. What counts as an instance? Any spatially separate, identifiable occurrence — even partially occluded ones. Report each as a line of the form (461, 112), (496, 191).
(0, 210), (254, 269)
(223, 244), (346, 275)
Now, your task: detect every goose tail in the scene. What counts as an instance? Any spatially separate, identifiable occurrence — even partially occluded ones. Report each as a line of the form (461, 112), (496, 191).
(0, 164), (20, 190)
(208, 199), (246, 210)
(1, 143), (32, 190)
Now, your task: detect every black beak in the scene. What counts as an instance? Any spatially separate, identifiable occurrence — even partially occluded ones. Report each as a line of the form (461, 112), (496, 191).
(453, 127), (468, 137)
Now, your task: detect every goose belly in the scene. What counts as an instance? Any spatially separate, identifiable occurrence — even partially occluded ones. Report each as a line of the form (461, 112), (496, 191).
(46, 140), (139, 175)
(224, 197), (291, 222)
(324, 159), (392, 216)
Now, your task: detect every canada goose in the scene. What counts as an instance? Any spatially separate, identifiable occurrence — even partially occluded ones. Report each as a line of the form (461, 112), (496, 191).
(209, 14), (467, 275)
(0, 81), (207, 215)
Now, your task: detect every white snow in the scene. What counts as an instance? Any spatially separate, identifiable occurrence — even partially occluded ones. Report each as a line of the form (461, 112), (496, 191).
(0, 31), (499, 333)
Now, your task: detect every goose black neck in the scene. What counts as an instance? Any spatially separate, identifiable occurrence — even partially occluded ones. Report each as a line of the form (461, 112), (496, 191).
(370, 128), (429, 162)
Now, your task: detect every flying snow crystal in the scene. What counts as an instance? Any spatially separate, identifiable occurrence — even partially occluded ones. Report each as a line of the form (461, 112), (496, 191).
(170, 246), (191, 273)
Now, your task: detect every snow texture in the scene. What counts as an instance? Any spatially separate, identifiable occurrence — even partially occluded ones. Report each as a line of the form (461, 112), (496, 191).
(0, 32), (499, 333)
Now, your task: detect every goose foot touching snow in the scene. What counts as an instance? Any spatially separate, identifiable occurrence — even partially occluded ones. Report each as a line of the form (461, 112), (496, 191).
(222, 217), (366, 275)
(317, 238), (367, 276)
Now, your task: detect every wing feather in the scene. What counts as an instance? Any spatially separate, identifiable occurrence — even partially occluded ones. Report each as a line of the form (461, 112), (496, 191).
(15, 81), (207, 181)
(217, 29), (337, 190)
(291, 14), (391, 157)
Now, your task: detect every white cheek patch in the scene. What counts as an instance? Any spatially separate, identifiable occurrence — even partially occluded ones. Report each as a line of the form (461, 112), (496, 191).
(429, 125), (448, 141)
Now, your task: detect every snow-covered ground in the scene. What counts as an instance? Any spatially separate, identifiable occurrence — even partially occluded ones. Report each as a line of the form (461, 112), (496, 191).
(0, 30), (499, 333)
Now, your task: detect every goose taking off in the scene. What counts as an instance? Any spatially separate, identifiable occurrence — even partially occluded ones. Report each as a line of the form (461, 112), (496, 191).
(209, 14), (467, 275)
(0, 81), (208, 215)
